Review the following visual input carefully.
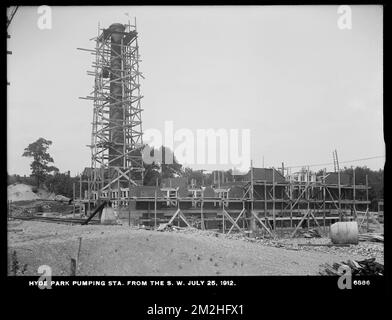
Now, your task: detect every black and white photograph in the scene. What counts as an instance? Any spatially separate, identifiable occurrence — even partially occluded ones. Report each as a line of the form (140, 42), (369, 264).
(6, 4), (384, 294)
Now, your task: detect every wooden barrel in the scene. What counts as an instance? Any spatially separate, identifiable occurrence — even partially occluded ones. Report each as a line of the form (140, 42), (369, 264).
(330, 221), (358, 244)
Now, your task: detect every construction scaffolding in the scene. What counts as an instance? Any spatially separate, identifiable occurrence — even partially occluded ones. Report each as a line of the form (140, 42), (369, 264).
(74, 165), (371, 237)
(79, 20), (144, 207)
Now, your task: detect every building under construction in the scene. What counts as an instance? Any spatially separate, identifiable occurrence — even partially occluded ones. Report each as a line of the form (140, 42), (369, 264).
(78, 21), (371, 237)
(79, 20), (144, 205)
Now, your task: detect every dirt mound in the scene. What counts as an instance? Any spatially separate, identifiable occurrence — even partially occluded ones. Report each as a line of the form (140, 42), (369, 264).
(8, 184), (55, 202)
(7, 221), (384, 276)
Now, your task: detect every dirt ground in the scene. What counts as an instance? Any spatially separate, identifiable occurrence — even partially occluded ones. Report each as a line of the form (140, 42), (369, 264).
(7, 220), (383, 276)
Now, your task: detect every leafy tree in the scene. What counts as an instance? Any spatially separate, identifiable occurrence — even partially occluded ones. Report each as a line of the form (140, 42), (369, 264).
(7, 173), (36, 186)
(183, 168), (205, 186)
(45, 172), (77, 198)
(22, 138), (59, 187)
(341, 166), (384, 210)
(182, 168), (234, 186)
(159, 146), (183, 178)
(143, 145), (183, 186)
(143, 161), (161, 186)
(7, 173), (20, 185)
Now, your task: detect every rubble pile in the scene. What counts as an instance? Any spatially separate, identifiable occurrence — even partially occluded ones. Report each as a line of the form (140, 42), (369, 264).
(299, 228), (322, 238)
(152, 225), (383, 262)
(156, 223), (221, 238)
(358, 233), (383, 242)
(319, 258), (383, 276)
(9, 200), (74, 218)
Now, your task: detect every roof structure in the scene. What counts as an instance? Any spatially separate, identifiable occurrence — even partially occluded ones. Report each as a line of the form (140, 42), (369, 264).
(324, 172), (351, 185)
(129, 186), (162, 198)
(237, 168), (286, 183)
(82, 167), (101, 178)
(161, 177), (188, 189)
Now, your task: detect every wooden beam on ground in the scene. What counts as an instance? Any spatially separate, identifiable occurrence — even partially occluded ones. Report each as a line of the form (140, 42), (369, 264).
(70, 259), (76, 276)
(200, 200), (205, 230)
(76, 237), (82, 274)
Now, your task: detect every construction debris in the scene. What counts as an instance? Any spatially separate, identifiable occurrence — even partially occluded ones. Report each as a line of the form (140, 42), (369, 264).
(157, 223), (171, 231)
(300, 228), (321, 238)
(298, 243), (350, 247)
(358, 233), (384, 243)
(54, 195), (71, 203)
(9, 200), (75, 218)
(151, 226), (383, 262)
(156, 224), (199, 233)
(319, 258), (383, 276)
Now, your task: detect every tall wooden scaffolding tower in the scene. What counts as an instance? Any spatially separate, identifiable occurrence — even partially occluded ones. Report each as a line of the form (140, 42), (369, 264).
(79, 20), (144, 207)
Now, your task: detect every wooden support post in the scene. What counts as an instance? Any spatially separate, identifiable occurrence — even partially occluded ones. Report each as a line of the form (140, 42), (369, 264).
(309, 209), (321, 228)
(358, 209), (368, 229)
(177, 198), (180, 227)
(168, 209), (181, 225)
(338, 168), (341, 220)
(80, 174), (82, 200)
(251, 210), (273, 237)
(178, 211), (191, 228)
(87, 176), (91, 217)
(222, 207), (243, 233)
(222, 201), (225, 234)
(117, 175), (120, 210)
(73, 183), (76, 218)
(154, 178), (157, 229)
(289, 183), (293, 229)
(76, 237), (82, 274)
(242, 202), (246, 229)
(281, 188), (284, 230)
(101, 167), (104, 203)
(366, 174), (369, 232)
(201, 199), (205, 230)
(323, 169), (326, 233)
(290, 209), (311, 238)
(228, 206), (246, 235)
(250, 161), (256, 235)
(272, 168), (276, 231)
(167, 208), (191, 228)
(353, 167), (356, 219)
(307, 199), (310, 229)
(307, 168), (310, 229)
(128, 169), (131, 227)
(264, 180), (267, 219)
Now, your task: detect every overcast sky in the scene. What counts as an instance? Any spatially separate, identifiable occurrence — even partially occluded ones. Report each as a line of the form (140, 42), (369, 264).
(7, 5), (384, 176)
